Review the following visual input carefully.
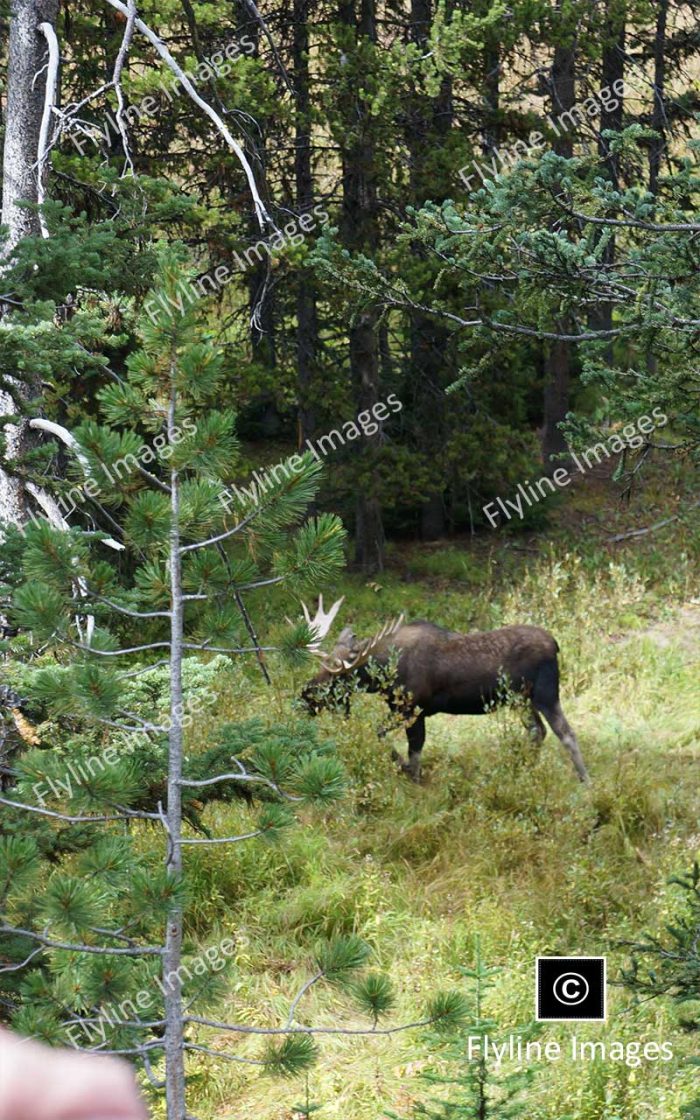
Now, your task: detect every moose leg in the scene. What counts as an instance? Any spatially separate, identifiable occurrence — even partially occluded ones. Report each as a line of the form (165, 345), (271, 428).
(403, 713), (426, 782)
(527, 703), (546, 743)
(538, 701), (589, 783)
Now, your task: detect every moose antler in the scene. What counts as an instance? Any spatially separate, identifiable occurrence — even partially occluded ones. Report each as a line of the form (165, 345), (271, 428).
(322, 614), (405, 675)
(300, 594), (345, 649)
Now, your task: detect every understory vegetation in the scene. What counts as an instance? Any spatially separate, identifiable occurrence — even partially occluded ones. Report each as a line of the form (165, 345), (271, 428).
(132, 463), (700, 1120)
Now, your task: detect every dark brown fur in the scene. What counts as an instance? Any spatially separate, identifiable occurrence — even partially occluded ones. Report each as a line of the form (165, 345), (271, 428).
(301, 620), (588, 782)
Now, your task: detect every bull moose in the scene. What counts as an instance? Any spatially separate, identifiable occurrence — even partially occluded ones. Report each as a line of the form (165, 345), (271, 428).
(300, 597), (588, 783)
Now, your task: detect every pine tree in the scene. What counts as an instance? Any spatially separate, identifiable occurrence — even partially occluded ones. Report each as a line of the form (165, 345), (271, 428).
(0, 247), (466, 1119)
(388, 943), (537, 1120)
(621, 865), (700, 1120)
(318, 124), (700, 490)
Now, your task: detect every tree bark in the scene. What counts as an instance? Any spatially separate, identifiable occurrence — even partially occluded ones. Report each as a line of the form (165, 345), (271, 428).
(340, 0), (384, 572)
(645, 0), (668, 381)
(588, 0), (625, 357)
(350, 310), (384, 569)
(482, 26), (500, 156)
(406, 0), (453, 540)
(164, 380), (186, 1120)
(598, 0), (625, 182)
(541, 14), (576, 469)
(238, 8), (279, 436)
(648, 0), (668, 198)
(293, 0), (319, 447)
(0, 0), (60, 527)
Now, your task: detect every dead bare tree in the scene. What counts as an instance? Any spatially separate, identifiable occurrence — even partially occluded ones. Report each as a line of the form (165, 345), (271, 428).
(0, 0), (60, 527)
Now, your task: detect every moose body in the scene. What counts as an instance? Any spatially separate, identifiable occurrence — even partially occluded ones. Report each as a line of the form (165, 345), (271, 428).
(301, 607), (588, 783)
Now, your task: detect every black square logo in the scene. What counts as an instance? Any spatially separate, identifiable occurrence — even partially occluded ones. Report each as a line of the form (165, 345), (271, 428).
(536, 957), (606, 1021)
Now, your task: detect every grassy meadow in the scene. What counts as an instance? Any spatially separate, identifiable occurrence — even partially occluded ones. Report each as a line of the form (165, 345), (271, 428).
(172, 461), (700, 1120)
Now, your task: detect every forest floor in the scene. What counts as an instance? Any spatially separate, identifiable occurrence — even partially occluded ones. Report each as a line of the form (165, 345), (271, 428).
(179, 454), (700, 1120)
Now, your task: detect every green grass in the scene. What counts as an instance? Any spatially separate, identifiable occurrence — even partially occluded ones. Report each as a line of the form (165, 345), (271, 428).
(167, 463), (700, 1120)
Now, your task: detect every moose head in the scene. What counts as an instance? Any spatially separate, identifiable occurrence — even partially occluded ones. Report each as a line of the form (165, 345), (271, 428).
(299, 597), (404, 714)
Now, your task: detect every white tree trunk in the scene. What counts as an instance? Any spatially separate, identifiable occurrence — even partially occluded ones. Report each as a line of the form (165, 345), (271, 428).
(164, 381), (186, 1120)
(0, 0), (60, 527)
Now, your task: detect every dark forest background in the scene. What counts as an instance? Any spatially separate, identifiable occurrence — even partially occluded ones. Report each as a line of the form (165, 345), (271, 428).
(2, 0), (699, 568)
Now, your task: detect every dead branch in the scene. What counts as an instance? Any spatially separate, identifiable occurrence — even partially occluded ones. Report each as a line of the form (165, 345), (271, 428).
(101, 0), (275, 231)
(36, 22), (60, 238)
(607, 498), (700, 543)
(111, 0), (137, 176)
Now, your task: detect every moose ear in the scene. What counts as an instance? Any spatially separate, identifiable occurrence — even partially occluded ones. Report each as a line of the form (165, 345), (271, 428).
(335, 626), (360, 655)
